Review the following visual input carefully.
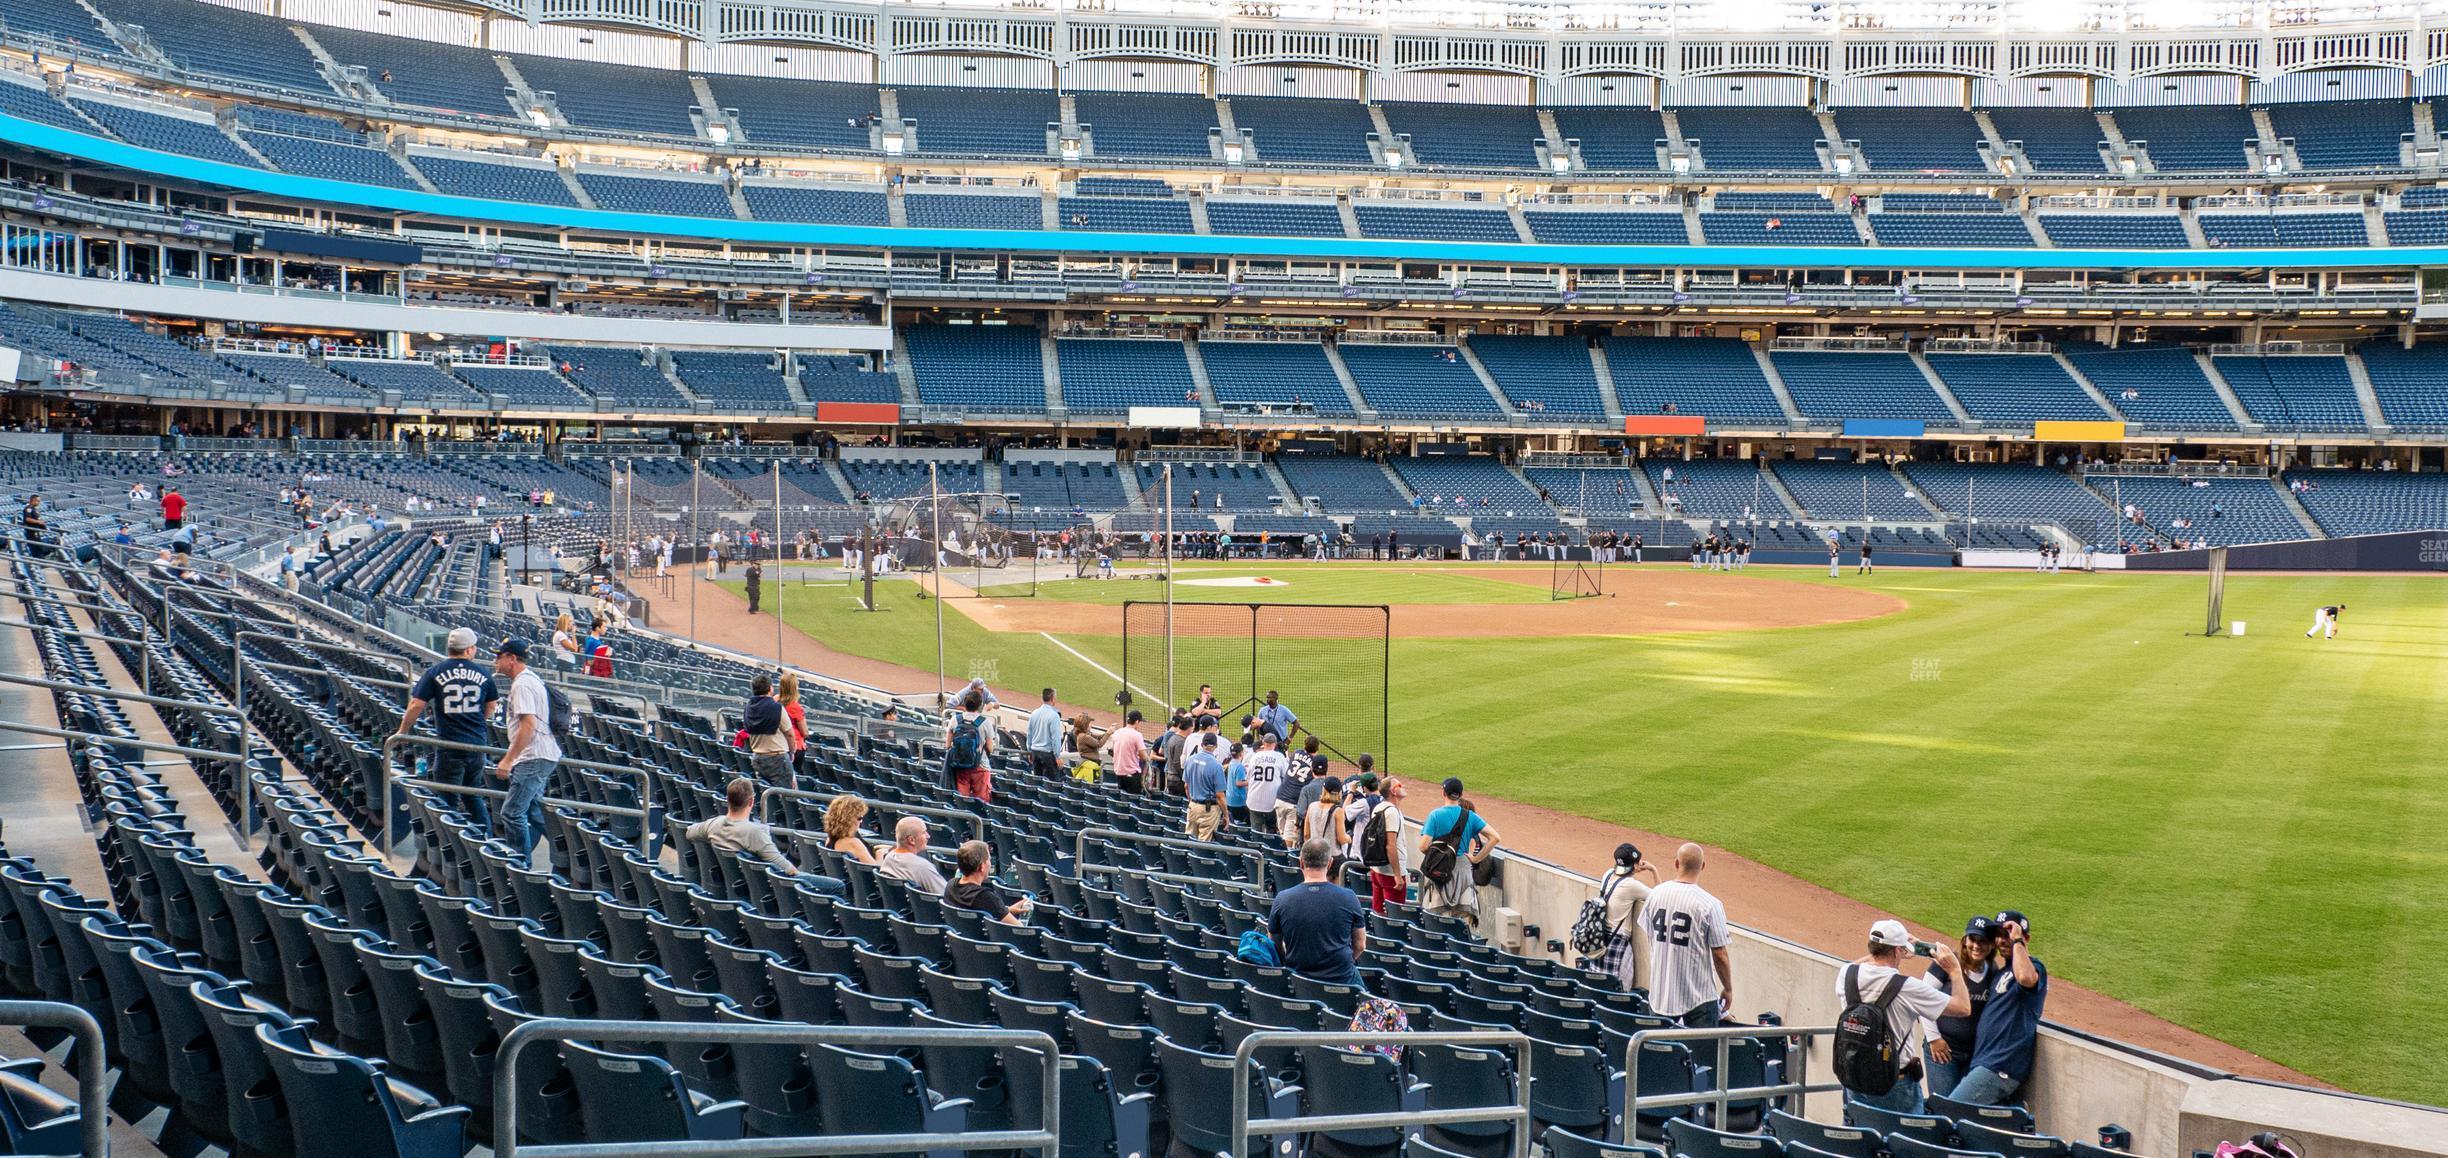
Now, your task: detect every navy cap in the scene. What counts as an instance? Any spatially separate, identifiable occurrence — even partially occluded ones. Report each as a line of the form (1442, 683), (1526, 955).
(497, 637), (532, 660)
(1995, 910), (2030, 936)
(1965, 916), (1999, 939)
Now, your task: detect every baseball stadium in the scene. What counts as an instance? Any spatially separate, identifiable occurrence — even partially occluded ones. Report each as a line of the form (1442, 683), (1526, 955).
(0, 0), (2443, 1154)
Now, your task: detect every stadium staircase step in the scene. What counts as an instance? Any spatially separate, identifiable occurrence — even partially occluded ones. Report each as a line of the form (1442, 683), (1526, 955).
(1365, 103), (1406, 167)
(2343, 350), (2392, 433)
(1038, 187), (1060, 231)
(1534, 108), (1572, 169)
(290, 25), (374, 103)
(1335, 196), (1363, 239)
(1626, 464), (1663, 511)
(95, 11), (172, 68)
(1814, 109), (1852, 175)
(724, 178), (754, 221)
(1846, 192), (1876, 242)
(2193, 351), (2262, 431)
(1748, 345), (1808, 425)
(2053, 349), (2128, 422)
(1181, 335), (1218, 409)
(779, 359), (810, 406)
(2179, 207), (2209, 248)
(822, 458), (860, 503)
(1261, 459), (1304, 510)
(1040, 330), (1065, 415)
(1116, 462), (1146, 508)
(1757, 463), (1809, 519)
(1187, 193), (1212, 234)
(2360, 200), (2390, 246)
(2411, 101), (2441, 167)
(2248, 107), (2285, 164)
(1320, 341), (1375, 419)
(655, 352), (704, 407)
(219, 120), (276, 168)
(1681, 198), (1706, 244)
(392, 147), (442, 193)
(1909, 350), (1977, 428)
(2273, 478), (2326, 538)
(886, 184), (909, 227)
(1057, 93), (1080, 142)
(1584, 338), (1626, 424)
(495, 56), (564, 130)
(1454, 335), (1523, 419)
(1972, 108), (2011, 158)
(1887, 463), (1947, 519)
(891, 333), (921, 406)
(1657, 108), (1690, 168)
(1210, 97), (1242, 163)
(1506, 203), (1537, 243)
(2022, 204), (2054, 248)
(1376, 458), (1420, 505)
(558, 165), (597, 209)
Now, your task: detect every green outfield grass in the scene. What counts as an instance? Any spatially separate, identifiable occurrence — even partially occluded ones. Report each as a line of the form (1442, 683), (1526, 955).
(729, 565), (2448, 1103)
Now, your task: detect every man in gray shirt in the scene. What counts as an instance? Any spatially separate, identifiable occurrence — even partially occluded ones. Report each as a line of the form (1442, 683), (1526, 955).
(879, 816), (949, 896)
(684, 778), (848, 895)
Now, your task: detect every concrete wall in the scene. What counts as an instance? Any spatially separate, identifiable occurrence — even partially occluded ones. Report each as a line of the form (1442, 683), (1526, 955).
(1479, 848), (2448, 1155)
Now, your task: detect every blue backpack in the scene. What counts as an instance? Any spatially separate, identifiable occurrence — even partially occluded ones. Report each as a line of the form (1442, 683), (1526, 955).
(946, 712), (985, 774)
(1236, 929), (1278, 967)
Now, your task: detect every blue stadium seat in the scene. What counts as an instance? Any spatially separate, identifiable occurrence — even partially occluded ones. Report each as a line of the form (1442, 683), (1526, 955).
(2111, 104), (2256, 171)
(1546, 106), (1667, 170)
(99, 0), (332, 93)
(906, 325), (1047, 413)
(1338, 343), (1504, 420)
(1699, 212), (1860, 247)
(2211, 353), (2365, 431)
(1233, 96), (1378, 166)
(1380, 101), (1544, 169)
(1207, 200), (1349, 238)
(576, 172), (736, 218)
(1468, 336), (1606, 419)
(1156, 1038), (1303, 1158)
(1544, 1127), (1665, 1158)
(1352, 204), (1519, 243)
(563, 1038), (748, 1142)
(742, 184), (890, 225)
(1770, 460), (1928, 520)
(1644, 458), (1788, 520)
(1522, 211), (1688, 245)
(72, 99), (262, 168)
(1197, 341), (1354, 416)
(1393, 457), (1547, 513)
(1059, 195), (1195, 233)
(1666, 1118), (1784, 1158)
(1836, 106), (1989, 172)
(1923, 354), (2109, 423)
(905, 193), (1042, 231)
(1604, 337), (1787, 423)
(2062, 343), (2234, 430)
(1765, 1109), (1881, 1158)
(2350, 344), (2448, 430)
(0, 76), (105, 133)
(1058, 338), (1197, 414)
(809, 1044), (973, 1158)
(2197, 213), (2367, 248)
(309, 25), (516, 119)
(2038, 214), (2188, 248)
(1769, 351), (1954, 424)
(897, 86), (1057, 156)
(706, 75), (878, 152)
(1900, 462), (2122, 542)
(2262, 99), (2410, 170)
(1007, 1050), (1156, 1158)
(1077, 91), (1217, 160)
(1679, 106), (1824, 171)
(2286, 469), (2448, 535)
(1868, 214), (2034, 247)
(1982, 107), (2106, 173)
(254, 1022), (468, 1158)
(513, 53), (698, 137)
(409, 153), (578, 205)
(244, 131), (421, 188)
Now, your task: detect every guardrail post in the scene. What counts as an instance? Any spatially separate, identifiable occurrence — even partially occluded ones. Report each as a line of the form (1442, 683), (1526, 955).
(0, 999), (108, 1157)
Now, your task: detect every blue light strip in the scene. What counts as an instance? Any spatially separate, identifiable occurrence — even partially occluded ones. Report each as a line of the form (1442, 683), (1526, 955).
(7, 110), (2439, 271)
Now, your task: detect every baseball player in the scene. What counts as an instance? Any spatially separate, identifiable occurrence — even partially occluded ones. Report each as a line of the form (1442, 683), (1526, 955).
(2305, 604), (2344, 639)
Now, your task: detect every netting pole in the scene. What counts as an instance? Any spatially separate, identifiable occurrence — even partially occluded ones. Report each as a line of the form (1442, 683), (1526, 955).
(773, 459), (784, 666)
(1164, 464), (1175, 714)
(1381, 604), (1390, 770)
(931, 462), (945, 708)
(688, 456), (702, 640)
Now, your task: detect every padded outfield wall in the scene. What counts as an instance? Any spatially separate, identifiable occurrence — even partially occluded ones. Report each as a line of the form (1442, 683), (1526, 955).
(2118, 530), (2448, 572)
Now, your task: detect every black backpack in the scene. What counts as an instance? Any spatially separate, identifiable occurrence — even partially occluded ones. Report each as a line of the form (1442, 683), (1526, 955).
(1360, 802), (1395, 869)
(544, 680), (575, 739)
(1833, 963), (1908, 1096)
(1419, 802), (1472, 886)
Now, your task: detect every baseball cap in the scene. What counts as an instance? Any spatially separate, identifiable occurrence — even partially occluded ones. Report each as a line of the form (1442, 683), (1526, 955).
(1355, 772), (1379, 791)
(445, 627), (478, 652)
(496, 637), (532, 660)
(1995, 910), (2030, 935)
(1964, 916), (1999, 939)
(1868, 919), (1915, 949)
(1320, 776), (1344, 794)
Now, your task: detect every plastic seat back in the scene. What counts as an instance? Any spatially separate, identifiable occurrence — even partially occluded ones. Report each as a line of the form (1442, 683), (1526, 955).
(564, 1038), (746, 1143)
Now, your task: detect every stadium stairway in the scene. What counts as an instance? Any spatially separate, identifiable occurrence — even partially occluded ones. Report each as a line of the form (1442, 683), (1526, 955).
(1907, 351), (1978, 427)
(2052, 351), (2129, 423)
(2343, 352), (2392, 433)
(1747, 348), (1809, 426)
(1757, 464), (1809, 519)
(2192, 351), (2261, 430)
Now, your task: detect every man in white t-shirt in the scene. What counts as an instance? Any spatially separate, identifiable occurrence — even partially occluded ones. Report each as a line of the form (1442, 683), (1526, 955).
(1243, 731), (1294, 847)
(1839, 919), (1969, 1114)
(1644, 843), (1735, 1026)
(491, 638), (564, 869)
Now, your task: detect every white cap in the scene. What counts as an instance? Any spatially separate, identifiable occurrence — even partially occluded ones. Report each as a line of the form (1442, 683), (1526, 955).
(1868, 919), (1915, 949)
(445, 627), (479, 652)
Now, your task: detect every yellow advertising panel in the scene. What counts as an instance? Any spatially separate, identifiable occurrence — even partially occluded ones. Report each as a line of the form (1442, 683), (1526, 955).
(2033, 420), (2126, 442)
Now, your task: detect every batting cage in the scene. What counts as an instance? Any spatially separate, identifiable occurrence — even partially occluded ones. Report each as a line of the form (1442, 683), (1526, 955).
(1121, 600), (1392, 768)
(872, 492), (1070, 597)
(1551, 556), (1605, 601)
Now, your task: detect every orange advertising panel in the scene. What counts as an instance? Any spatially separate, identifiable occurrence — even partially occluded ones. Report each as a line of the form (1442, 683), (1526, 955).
(815, 402), (902, 425)
(1624, 416), (1706, 436)
(2032, 420), (2126, 442)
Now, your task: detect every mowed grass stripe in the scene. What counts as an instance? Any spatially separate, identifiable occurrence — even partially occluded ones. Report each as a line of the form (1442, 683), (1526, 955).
(741, 567), (2448, 1102)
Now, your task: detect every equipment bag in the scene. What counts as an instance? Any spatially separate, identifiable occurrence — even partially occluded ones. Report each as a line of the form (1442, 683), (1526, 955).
(1833, 963), (1909, 1097)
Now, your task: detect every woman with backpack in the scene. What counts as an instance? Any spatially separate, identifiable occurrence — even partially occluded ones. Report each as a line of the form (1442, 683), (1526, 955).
(945, 688), (995, 803)
(1417, 777), (1501, 925)
(1596, 843), (1658, 988)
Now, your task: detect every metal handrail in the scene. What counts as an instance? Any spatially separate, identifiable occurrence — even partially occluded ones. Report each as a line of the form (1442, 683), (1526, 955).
(492, 1019), (1061, 1158)
(1074, 825), (1268, 890)
(1626, 1024), (1841, 1124)
(0, 615), (162, 691)
(0, 718), (252, 765)
(378, 734), (659, 857)
(0, 1000), (108, 1157)
(762, 785), (986, 844)
(1230, 1030), (1533, 1158)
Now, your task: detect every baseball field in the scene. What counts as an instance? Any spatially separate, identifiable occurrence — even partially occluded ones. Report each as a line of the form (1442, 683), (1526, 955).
(719, 561), (2448, 1103)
